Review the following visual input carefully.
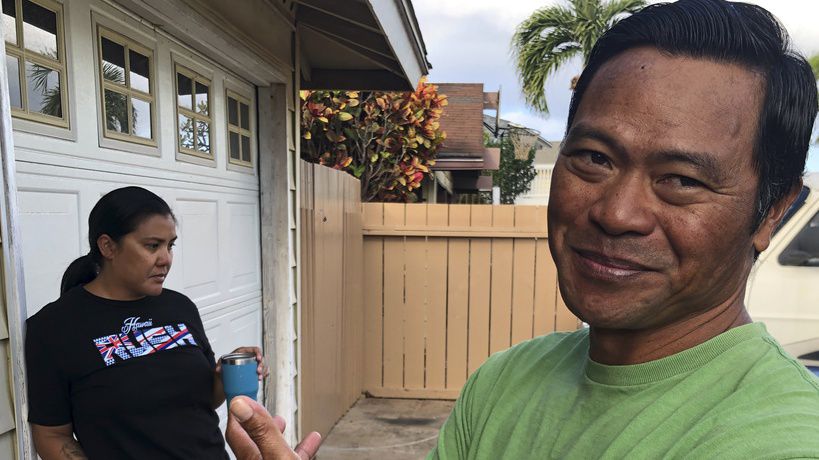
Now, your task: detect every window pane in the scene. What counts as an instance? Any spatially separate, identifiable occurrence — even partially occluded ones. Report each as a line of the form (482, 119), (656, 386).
(176, 72), (192, 110)
(104, 89), (127, 133)
(131, 97), (151, 139)
(7, 55), (21, 108)
(178, 114), (194, 150)
(129, 49), (150, 93)
(22, 0), (57, 59)
(195, 81), (208, 116)
(779, 212), (819, 266)
(196, 120), (210, 153)
(3, 0), (17, 46)
(229, 131), (240, 160)
(101, 37), (125, 85)
(25, 61), (61, 117)
(241, 135), (251, 163)
(228, 97), (238, 126)
(240, 102), (249, 130)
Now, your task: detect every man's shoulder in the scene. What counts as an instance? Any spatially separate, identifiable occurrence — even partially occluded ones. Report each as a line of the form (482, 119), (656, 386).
(473, 329), (589, 384)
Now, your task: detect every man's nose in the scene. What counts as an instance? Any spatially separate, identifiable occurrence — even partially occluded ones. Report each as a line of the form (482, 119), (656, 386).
(588, 174), (656, 237)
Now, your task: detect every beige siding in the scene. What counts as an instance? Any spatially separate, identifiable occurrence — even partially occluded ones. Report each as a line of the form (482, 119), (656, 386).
(0, 247), (16, 459)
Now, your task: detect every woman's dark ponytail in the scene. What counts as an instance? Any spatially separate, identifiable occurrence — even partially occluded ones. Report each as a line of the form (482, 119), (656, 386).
(58, 186), (175, 294)
(60, 254), (98, 294)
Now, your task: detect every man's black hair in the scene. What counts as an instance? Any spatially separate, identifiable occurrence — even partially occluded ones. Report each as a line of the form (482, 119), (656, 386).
(566, 0), (818, 230)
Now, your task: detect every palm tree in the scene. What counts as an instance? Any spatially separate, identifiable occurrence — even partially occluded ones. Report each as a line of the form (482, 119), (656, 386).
(512, 0), (646, 114)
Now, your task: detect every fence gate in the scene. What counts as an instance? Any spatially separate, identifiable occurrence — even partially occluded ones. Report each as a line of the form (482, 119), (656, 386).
(362, 203), (578, 399)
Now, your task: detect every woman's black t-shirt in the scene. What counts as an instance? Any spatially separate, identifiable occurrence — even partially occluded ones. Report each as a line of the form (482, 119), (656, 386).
(25, 286), (228, 459)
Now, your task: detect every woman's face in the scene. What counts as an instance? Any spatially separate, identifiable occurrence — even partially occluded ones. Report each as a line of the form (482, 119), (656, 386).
(105, 214), (177, 299)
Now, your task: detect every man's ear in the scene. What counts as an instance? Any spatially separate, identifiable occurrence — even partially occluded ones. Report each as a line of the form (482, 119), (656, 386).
(753, 181), (803, 254)
(97, 234), (117, 260)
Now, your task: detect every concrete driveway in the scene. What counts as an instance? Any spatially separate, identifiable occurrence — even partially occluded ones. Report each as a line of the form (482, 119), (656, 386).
(318, 398), (454, 460)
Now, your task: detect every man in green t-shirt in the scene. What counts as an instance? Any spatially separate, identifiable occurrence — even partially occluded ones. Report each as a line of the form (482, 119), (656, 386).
(424, 0), (819, 458)
(222, 1), (819, 459)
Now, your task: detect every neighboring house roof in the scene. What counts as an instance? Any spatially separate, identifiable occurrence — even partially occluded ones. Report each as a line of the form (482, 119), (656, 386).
(482, 114), (561, 165)
(296, 0), (431, 90)
(534, 143), (561, 165)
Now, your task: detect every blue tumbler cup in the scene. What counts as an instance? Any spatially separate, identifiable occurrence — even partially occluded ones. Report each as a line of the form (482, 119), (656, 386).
(221, 352), (259, 404)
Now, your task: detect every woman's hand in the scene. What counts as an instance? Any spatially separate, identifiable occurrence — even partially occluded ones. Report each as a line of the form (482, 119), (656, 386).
(215, 346), (269, 381)
(213, 346), (269, 408)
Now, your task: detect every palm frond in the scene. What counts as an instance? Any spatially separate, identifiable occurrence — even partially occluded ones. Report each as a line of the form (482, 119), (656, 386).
(601, 0), (647, 26)
(512, 5), (576, 50)
(516, 27), (583, 113)
(513, 0), (647, 113)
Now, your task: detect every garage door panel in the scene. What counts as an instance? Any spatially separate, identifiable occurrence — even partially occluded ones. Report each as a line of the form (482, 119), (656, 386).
(228, 202), (261, 292)
(18, 188), (82, 316)
(175, 199), (220, 301)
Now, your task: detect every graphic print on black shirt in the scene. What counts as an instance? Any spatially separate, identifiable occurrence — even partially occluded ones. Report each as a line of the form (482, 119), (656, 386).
(25, 287), (228, 460)
(94, 316), (198, 366)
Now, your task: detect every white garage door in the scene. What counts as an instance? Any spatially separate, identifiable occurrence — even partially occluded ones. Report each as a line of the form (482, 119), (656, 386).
(11, 0), (264, 430)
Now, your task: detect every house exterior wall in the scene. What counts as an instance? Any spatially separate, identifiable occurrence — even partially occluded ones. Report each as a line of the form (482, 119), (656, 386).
(1, 0), (302, 456)
(436, 83), (485, 155)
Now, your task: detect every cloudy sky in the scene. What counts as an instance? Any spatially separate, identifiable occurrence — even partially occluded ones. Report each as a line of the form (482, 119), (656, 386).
(412, 0), (819, 171)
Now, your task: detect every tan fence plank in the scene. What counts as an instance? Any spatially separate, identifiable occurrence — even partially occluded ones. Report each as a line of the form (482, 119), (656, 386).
(403, 206), (427, 389)
(343, 176), (363, 406)
(300, 163), (316, 434)
(425, 204), (449, 390)
(446, 206), (470, 390)
(362, 204), (384, 391)
(468, 205), (492, 375)
(382, 203), (406, 388)
(533, 239), (557, 336)
(512, 239), (536, 345)
(511, 207), (539, 345)
(489, 206), (514, 354)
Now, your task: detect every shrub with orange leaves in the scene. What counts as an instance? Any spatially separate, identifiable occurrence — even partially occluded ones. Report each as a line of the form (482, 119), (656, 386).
(300, 79), (447, 202)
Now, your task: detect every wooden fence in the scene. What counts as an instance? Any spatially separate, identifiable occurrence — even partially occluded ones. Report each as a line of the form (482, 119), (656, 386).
(362, 204), (579, 399)
(299, 162), (364, 437)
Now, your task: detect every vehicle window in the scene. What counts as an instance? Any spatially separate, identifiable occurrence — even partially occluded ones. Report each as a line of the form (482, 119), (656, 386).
(779, 209), (819, 266)
(773, 185), (809, 236)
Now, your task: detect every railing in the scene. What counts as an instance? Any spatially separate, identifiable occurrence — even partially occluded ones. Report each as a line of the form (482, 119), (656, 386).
(516, 165), (553, 205)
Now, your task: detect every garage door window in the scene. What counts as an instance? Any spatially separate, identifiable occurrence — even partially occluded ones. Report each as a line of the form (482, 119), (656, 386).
(97, 27), (155, 145)
(3, 0), (68, 127)
(227, 91), (253, 167)
(175, 65), (212, 159)
(779, 210), (819, 267)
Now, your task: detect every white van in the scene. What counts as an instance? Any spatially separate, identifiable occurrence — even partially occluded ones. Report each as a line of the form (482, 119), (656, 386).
(746, 173), (819, 373)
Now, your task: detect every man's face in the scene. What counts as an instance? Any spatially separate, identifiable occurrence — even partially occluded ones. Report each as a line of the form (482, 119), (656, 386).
(549, 47), (771, 330)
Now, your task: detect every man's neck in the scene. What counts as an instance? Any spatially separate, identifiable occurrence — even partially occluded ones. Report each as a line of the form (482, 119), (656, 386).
(588, 297), (752, 365)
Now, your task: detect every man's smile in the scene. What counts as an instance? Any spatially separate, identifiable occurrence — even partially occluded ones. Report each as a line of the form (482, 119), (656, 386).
(571, 247), (657, 282)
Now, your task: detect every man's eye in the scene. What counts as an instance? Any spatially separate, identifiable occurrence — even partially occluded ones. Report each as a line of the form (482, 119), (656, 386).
(589, 152), (608, 165)
(146, 243), (159, 250)
(667, 175), (703, 188)
(568, 150), (610, 168)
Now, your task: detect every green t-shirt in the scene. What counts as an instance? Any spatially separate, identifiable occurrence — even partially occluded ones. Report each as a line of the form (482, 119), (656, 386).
(429, 323), (819, 459)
